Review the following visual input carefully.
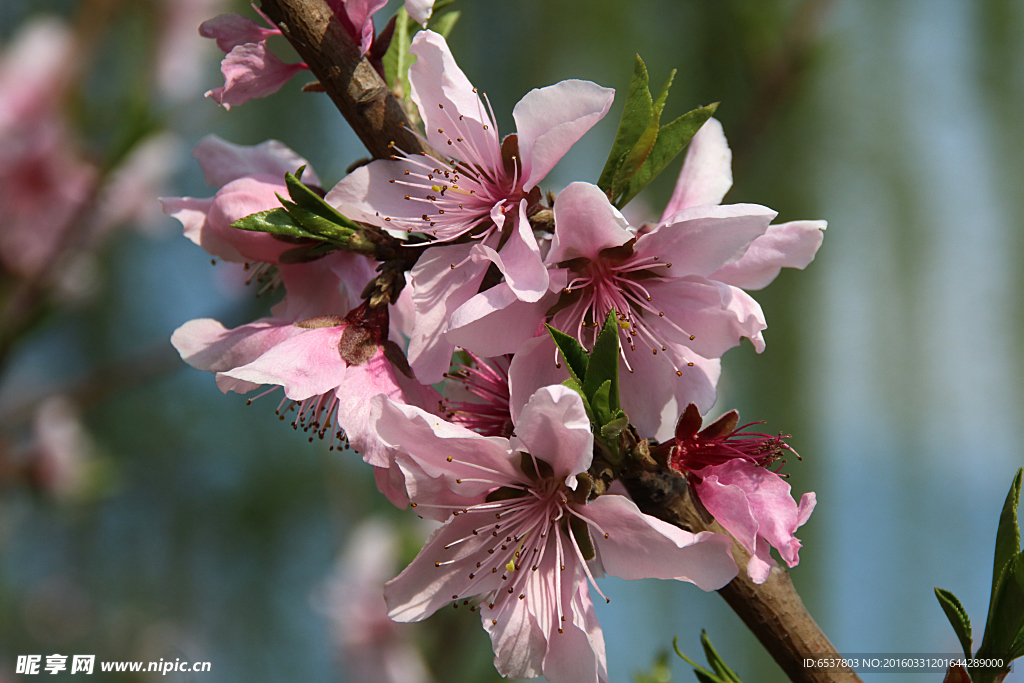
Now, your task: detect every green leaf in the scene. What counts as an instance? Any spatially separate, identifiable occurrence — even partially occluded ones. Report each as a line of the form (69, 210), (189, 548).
(285, 171), (361, 230)
(546, 324), (589, 386)
(429, 9), (460, 38)
(382, 6), (416, 99)
(584, 310), (622, 412)
(977, 552), (1024, 663)
(560, 377), (595, 425)
(597, 55), (653, 192)
(231, 208), (320, 240)
(277, 197), (355, 243)
(700, 631), (743, 683)
(591, 380), (614, 426)
(616, 102), (718, 208)
(935, 587), (973, 659)
(633, 652), (672, 683)
(991, 468), (1023, 615)
(673, 635), (741, 683)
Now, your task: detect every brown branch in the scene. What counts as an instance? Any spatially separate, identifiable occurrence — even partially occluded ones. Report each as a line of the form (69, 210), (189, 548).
(622, 471), (862, 683)
(259, 0), (430, 160)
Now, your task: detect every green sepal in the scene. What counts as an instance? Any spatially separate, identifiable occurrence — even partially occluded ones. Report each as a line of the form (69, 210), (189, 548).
(568, 514), (596, 561)
(546, 324), (589, 386)
(616, 102), (718, 208)
(598, 55), (653, 192)
(934, 587), (973, 660)
(674, 633), (743, 683)
(600, 414), (629, 443)
(583, 310), (621, 413)
(382, 7), (415, 99)
(231, 208), (322, 240)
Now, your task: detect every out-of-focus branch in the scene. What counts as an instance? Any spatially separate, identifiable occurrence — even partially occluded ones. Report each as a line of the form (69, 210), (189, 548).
(259, 0), (432, 160)
(622, 471), (863, 683)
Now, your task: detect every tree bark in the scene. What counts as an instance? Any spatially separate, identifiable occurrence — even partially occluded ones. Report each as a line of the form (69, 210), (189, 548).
(256, 2), (860, 681)
(259, 0), (429, 160)
(622, 471), (863, 683)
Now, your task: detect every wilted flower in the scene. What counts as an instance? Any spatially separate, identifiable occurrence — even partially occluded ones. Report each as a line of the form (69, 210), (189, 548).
(658, 404), (816, 584)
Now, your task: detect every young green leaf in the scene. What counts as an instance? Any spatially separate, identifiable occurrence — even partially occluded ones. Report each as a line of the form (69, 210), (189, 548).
(700, 631), (743, 683)
(673, 634), (743, 683)
(991, 468), (1023, 612)
(935, 587), (973, 660)
(975, 553), (1024, 676)
(583, 309), (621, 412)
(616, 102), (718, 208)
(430, 9), (460, 38)
(382, 6), (415, 99)
(597, 55), (653, 192)
(231, 208), (320, 240)
(633, 652), (672, 683)
(546, 324), (589, 386)
(285, 170), (362, 229)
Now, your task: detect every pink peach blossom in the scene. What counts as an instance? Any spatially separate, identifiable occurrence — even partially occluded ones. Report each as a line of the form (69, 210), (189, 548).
(372, 385), (737, 683)
(200, 13), (308, 109)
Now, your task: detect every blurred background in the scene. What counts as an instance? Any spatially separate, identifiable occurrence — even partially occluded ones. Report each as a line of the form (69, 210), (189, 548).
(0, 0), (1022, 681)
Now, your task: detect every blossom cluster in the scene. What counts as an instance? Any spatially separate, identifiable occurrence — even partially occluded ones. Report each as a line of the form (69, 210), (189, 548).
(167, 11), (825, 682)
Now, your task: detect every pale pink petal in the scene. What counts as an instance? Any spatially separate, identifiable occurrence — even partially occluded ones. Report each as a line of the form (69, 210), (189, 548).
(385, 512), (506, 622)
(407, 242), (490, 383)
(697, 459), (814, 571)
(643, 277), (766, 357)
(408, 31), (498, 158)
(171, 317), (304, 376)
(475, 200), (548, 302)
(223, 326), (348, 400)
(615, 341), (719, 442)
(405, 0), (434, 25)
(482, 580), (545, 679)
(370, 395), (520, 496)
(635, 203), (776, 278)
(276, 250), (372, 321)
(709, 220), (826, 290)
(547, 183), (632, 263)
(206, 42), (306, 110)
(513, 80), (615, 191)
(692, 471), (760, 553)
(582, 495), (737, 591)
(746, 537), (777, 585)
(192, 135), (320, 187)
(0, 19), (74, 131)
(198, 14), (276, 53)
(506, 335), (569, 427)
(159, 196), (242, 259)
(796, 492), (817, 528)
(204, 174), (300, 263)
(660, 117), (732, 220)
(539, 572), (604, 683)
(324, 158), (416, 232)
(393, 453), (484, 522)
(374, 463), (410, 509)
(510, 386), (593, 481)
(445, 279), (562, 358)
(335, 0), (389, 55)
(335, 354), (440, 468)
